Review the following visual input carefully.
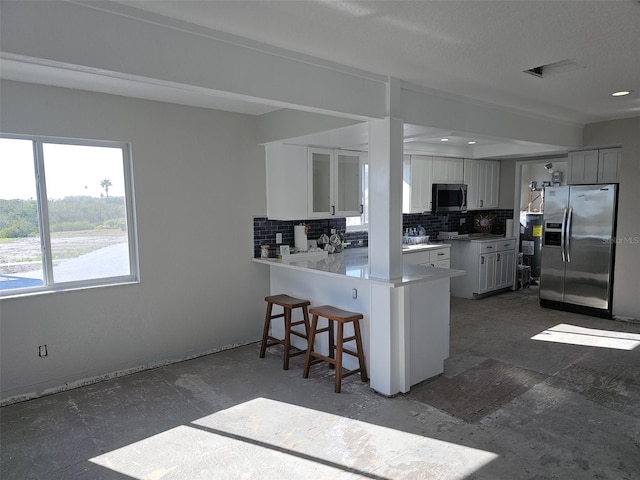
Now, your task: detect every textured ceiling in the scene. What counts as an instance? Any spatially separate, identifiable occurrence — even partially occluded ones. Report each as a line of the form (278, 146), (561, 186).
(118, 0), (640, 124)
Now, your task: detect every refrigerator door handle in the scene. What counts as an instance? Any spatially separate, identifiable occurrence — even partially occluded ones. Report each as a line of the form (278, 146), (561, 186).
(566, 207), (573, 263)
(560, 207), (568, 263)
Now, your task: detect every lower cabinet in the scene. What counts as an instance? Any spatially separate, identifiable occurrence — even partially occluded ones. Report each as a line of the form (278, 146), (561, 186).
(403, 246), (451, 268)
(450, 238), (516, 299)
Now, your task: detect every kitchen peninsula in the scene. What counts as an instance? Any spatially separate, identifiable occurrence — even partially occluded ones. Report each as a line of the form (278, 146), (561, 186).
(253, 247), (464, 395)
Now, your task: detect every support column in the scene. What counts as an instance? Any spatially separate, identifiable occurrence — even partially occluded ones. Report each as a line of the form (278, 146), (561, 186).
(367, 78), (408, 395)
(368, 116), (404, 280)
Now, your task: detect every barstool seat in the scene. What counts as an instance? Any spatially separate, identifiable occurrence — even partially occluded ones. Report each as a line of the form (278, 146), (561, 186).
(303, 305), (368, 393)
(260, 294), (311, 370)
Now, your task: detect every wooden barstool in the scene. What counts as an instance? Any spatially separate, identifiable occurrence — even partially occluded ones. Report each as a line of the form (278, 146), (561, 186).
(303, 305), (368, 393)
(260, 294), (311, 370)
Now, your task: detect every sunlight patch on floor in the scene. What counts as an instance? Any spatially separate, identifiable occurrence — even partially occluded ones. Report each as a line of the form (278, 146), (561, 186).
(531, 323), (640, 350)
(90, 397), (498, 479)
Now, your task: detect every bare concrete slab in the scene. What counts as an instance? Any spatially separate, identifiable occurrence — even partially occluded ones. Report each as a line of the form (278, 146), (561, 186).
(2, 286), (640, 479)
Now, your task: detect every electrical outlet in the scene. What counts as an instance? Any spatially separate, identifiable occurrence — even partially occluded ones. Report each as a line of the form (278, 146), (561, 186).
(38, 345), (48, 357)
(275, 233), (282, 244)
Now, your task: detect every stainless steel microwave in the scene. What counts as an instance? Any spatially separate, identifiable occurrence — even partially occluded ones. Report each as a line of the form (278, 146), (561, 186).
(432, 183), (468, 213)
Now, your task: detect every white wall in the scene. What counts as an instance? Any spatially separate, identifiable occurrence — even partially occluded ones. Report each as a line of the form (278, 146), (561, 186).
(584, 117), (640, 320)
(0, 81), (270, 402)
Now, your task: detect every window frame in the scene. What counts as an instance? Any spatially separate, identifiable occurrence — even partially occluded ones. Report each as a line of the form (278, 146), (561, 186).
(0, 134), (140, 297)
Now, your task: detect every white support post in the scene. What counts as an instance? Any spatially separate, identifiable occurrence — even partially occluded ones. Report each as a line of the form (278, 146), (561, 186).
(366, 78), (408, 396)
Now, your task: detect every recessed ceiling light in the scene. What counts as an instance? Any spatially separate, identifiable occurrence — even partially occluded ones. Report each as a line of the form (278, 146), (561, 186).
(468, 141), (477, 145)
(611, 90), (631, 97)
(440, 138), (449, 142)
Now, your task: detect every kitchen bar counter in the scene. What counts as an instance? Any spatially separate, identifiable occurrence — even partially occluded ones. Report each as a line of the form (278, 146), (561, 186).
(252, 247), (464, 287)
(253, 247), (465, 396)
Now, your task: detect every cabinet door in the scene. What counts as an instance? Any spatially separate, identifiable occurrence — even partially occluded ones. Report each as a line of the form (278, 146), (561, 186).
(478, 253), (496, 294)
(410, 155), (433, 213)
(308, 148), (334, 217)
(495, 251), (515, 289)
(432, 157), (463, 183)
(464, 159), (500, 209)
(567, 150), (598, 184)
(598, 148), (620, 183)
(335, 151), (363, 217)
(503, 251), (516, 288)
(484, 160), (500, 208)
(464, 159), (481, 209)
(265, 143), (308, 220)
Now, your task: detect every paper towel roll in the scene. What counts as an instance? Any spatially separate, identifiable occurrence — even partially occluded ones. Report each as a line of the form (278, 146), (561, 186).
(505, 219), (514, 237)
(294, 224), (308, 252)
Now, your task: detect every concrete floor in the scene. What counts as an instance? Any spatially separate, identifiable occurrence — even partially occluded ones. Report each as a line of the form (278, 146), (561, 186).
(2, 287), (640, 479)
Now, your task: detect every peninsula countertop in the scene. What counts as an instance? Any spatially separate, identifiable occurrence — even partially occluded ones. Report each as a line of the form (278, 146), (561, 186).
(252, 247), (465, 287)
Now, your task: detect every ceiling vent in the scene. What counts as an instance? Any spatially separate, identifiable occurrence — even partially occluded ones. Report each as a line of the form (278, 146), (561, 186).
(524, 59), (585, 78)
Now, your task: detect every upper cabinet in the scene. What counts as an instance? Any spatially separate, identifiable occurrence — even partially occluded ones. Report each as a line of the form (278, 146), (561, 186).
(402, 155), (464, 213)
(567, 148), (620, 184)
(308, 148), (364, 218)
(264, 143), (364, 220)
(432, 156), (464, 184)
(266, 143), (309, 220)
(403, 155), (433, 214)
(464, 158), (500, 210)
(464, 159), (500, 210)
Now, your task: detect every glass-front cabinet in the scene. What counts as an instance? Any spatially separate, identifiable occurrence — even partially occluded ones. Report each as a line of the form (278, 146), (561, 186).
(308, 148), (363, 218)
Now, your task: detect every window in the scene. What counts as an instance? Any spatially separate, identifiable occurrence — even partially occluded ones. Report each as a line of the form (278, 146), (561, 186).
(346, 161), (369, 231)
(0, 135), (138, 295)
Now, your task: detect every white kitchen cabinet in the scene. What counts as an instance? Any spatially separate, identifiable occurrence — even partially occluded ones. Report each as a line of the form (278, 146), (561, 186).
(265, 143), (309, 220)
(308, 148), (364, 218)
(403, 155), (433, 213)
(567, 150), (599, 184)
(464, 159), (500, 209)
(567, 148), (620, 184)
(598, 148), (621, 183)
(265, 144), (364, 220)
(496, 249), (516, 289)
(450, 237), (516, 298)
(403, 155), (465, 213)
(402, 245), (451, 268)
(478, 252), (497, 294)
(432, 156), (464, 183)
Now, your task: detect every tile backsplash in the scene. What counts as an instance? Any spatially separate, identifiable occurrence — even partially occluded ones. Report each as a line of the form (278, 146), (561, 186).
(253, 209), (514, 257)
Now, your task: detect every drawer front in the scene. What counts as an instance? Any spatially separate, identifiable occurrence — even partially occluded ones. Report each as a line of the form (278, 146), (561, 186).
(479, 241), (498, 254)
(403, 251), (431, 265)
(496, 239), (516, 251)
(431, 259), (450, 269)
(429, 248), (451, 262)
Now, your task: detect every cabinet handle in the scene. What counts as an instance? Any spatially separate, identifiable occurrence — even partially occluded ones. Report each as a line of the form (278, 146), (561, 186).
(480, 199), (484, 207)
(331, 205), (335, 215)
(481, 256), (484, 265)
(437, 252), (445, 256)
(486, 246), (493, 249)
(359, 204), (364, 214)
(497, 253), (501, 261)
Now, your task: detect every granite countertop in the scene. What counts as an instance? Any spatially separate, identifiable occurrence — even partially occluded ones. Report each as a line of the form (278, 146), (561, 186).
(252, 247), (465, 287)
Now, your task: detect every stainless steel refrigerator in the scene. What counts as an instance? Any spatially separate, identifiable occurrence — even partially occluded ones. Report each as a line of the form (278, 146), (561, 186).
(539, 184), (617, 318)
